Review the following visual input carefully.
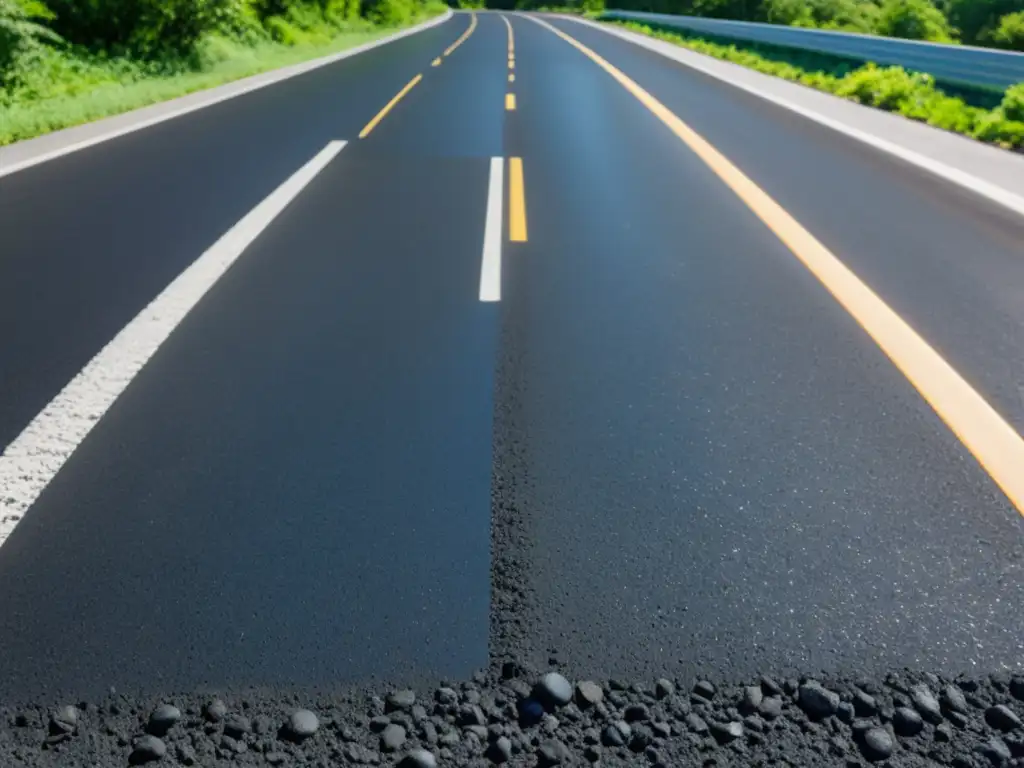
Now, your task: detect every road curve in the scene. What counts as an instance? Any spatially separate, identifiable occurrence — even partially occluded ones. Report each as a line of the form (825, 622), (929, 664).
(1, 9), (1023, 712)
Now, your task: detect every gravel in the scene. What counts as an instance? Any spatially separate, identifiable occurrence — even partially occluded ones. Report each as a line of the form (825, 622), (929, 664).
(4, 669), (1024, 765)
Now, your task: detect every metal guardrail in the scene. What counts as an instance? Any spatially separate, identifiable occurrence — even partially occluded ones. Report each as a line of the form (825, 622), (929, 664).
(601, 10), (1024, 90)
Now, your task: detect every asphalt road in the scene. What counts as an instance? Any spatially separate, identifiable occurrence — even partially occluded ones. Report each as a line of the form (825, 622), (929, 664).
(1, 10), (1023, 706)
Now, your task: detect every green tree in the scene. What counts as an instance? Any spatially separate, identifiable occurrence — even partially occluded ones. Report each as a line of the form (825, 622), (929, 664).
(989, 9), (1024, 48)
(875, 0), (957, 41)
(944, 0), (1021, 44)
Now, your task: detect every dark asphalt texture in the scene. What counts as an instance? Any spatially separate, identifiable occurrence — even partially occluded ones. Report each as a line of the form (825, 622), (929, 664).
(1, 10), (1023, 707)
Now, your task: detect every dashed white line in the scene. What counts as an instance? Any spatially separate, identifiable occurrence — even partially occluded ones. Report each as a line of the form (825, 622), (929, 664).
(479, 157), (504, 302)
(0, 141), (346, 547)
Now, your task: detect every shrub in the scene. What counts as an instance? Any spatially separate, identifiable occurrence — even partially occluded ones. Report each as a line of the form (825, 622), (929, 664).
(999, 82), (1024, 121)
(363, 0), (415, 25)
(0, 0), (61, 88)
(874, 0), (957, 42)
(989, 11), (1024, 50)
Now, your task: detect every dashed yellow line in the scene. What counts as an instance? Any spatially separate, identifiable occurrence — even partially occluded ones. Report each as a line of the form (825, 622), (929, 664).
(506, 93), (517, 111)
(431, 57), (441, 67)
(501, 13), (515, 59)
(444, 12), (477, 57)
(509, 157), (527, 242)
(509, 73), (515, 83)
(526, 15), (1024, 516)
(358, 74), (422, 139)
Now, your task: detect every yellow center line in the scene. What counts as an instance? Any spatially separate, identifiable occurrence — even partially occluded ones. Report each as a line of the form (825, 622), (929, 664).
(501, 13), (515, 59)
(431, 57), (441, 67)
(509, 157), (527, 242)
(506, 93), (517, 111)
(508, 58), (515, 70)
(526, 16), (1024, 516)
(358, 74), (422, 139)
(509, 73), (515, 83)
(443, 12), (477, 57)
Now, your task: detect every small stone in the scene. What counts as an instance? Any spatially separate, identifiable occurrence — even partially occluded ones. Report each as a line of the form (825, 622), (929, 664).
(837, 702), (855, 723)
(517, 698), (544, 726)
(693, 681), (716, 700)
(436, 687), (458, 705)
(285, 709), (319, 741)
(625, 703), (650, 722)
(894, 707), (924, 736)
(852, 719), (875, 735)
(645, 746), (662, 764)
(1010, 678), (1024, 702)
(370, 716), (391, 732)
(204, 700), (227, 722)
(709, 721), (743, 744)
(583, 745), (600, 762)
(571, 682), (601, 711)
(740, 686), (763, 714)
(398, 748), (437, 768)
(629, 725), (654, 752)
(861, 727), (894, 761)
(381, 724), (407, 752)
(535, 674), (573, 709)
(265, 754), (287, 767)
(912, 684), (943, 724)
(537, 738), (571, 766)
(758, 696), (783, 720)
(458, 704), (487, 726)
(936, 723), (953, 742)
(743, 715), (764, 733)
(655, 679), (675, 699)
(686, 713), (709, 734)
(798, 683), (839, 719)
(487, 736), (512, 764)
(854, 690), (878, 717)
(224, 715), (251, 739)
(652, 721), (672, 738)
(422, 722), (438, 744)
(50, 705), (79, 735)
(949, 710), (970, 729)
(980, 737), (1012, 765)
(147, 704), (181, 736)
(387, 690), (417, 713)
(784, 678), (799, 695)
(467, 724), (489, 740)
(130, 735), (167, 765)
(987, 705), (1022, 732)
(761, 676), (782, 696)
(254, 715), (274, 735)
(942, 685), (969, 714)
(602, 721), (630, 746)
(176, 744), (197, 766)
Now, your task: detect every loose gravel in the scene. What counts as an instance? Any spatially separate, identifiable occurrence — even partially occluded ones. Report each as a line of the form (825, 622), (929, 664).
(3, 668), (1024, 766)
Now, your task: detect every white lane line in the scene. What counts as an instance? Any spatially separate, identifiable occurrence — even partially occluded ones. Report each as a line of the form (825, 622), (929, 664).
(562, 15), (1024, 221)
(0, 140), (346, 547)
(479, 157), (504, 302)
(0, 10), (450, 180)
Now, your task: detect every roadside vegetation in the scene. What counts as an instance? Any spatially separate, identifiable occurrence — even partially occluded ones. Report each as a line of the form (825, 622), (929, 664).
(613, 20), (1024, 148)
(0, 0), (447, 145)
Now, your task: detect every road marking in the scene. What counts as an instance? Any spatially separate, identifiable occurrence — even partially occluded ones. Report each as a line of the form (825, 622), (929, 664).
(359, 74), (422, 138)
(480, 157), (504, 302)
(0, 12), (450, 180)
(501, 13), (515, 57)
(506, 93), (517, 110)
(509, 157), (528, 242)
(509, 73), (515, 82)
(0, 141), (346, 547)
(508, 58), (515, 70)
(527, 15), (1024, 516)
(563, 16), (1024, 222)
(444, 12), (477, 57)
(432, 57), (442, 66)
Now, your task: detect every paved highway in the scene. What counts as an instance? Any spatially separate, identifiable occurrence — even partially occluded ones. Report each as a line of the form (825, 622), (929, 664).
(1, 10), (1023, 710)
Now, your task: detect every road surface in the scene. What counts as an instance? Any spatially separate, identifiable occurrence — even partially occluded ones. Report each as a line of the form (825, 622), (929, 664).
(1, 10), (1023, 709)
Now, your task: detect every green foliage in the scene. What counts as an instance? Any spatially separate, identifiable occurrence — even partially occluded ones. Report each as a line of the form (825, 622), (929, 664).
(875, 0), (957, 41)
(989, 9), (1024, 49)
(763, 0), (879, 31)
(618, 20), (1024, 149)
(945, 0), (1020, 44)
(0, 0), (62, 87)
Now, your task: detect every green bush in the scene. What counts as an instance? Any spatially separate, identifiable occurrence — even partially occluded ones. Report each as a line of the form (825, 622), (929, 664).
(0, 0), (61, 88)
(989, 10), (1024, 50)
(999, 82), (1024, 120)
(874, 0), (957, 42)
(363, 0), (415, 25)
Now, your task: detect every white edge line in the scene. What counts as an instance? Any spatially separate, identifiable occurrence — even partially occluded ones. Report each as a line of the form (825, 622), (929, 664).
(560, 15), (1024, 220)
(0, 10), (451, 179)
(480, 157), (505, 302)
(0, 140), (346, 547)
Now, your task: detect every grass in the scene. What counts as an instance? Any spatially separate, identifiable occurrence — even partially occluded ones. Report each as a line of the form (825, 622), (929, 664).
(606, 19), (1024, 150)
(0, 15), (441, 146)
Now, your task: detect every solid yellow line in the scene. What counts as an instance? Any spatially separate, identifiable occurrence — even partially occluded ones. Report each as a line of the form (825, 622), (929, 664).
(444, 12), (477, 57)
(506, 93), (516, 111)
(527, 16), (1024, 516)
(358, 74), (422, 139)
(501, 13), (515, 58)
(431, 57), (441, 67)
(509, 157), (527, 242)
